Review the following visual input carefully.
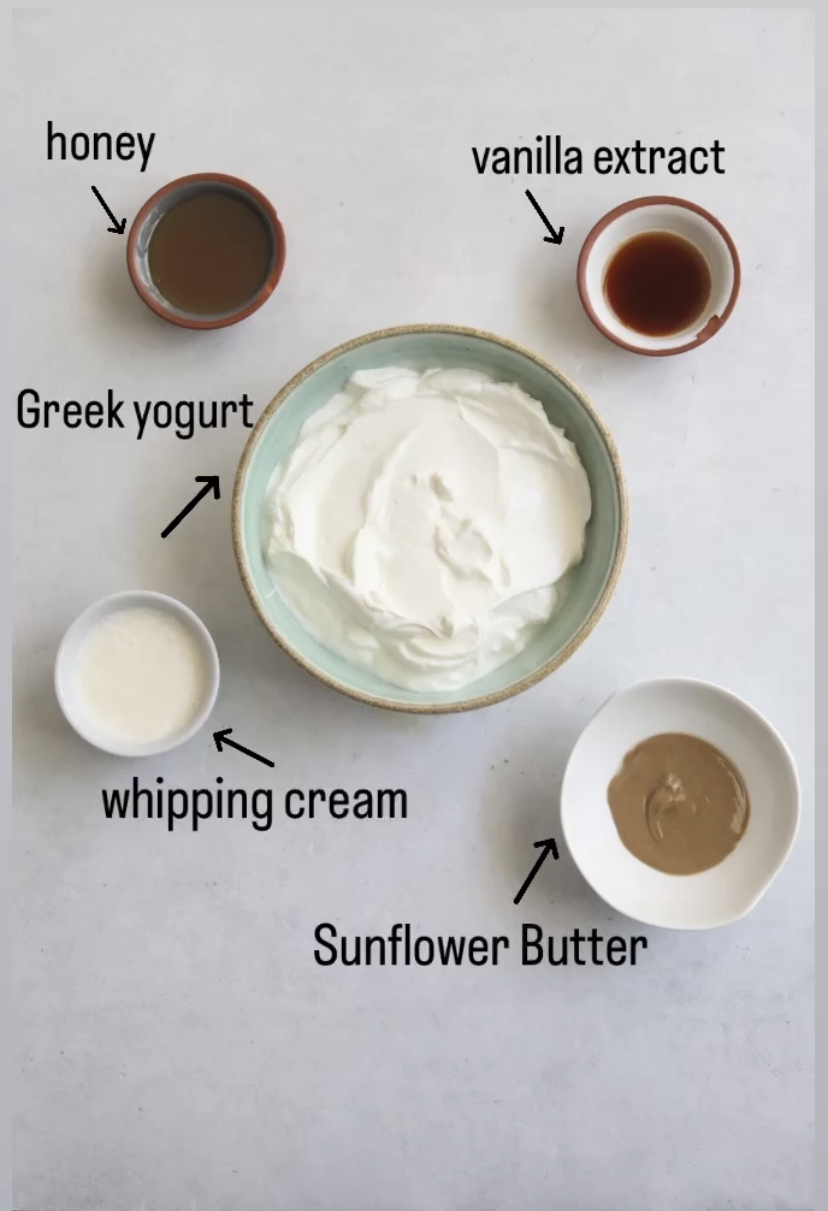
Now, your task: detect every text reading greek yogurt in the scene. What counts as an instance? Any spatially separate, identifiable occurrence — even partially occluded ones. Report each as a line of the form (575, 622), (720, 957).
(17, 389), (255, 439)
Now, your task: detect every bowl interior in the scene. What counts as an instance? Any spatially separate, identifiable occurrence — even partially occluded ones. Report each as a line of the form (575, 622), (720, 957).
(55, 590), (220, 756)
(582, 202), (737, 352)
(236, 328), (625, 710)
(561, 679), (800, 929)
(130, 180), (280, 324)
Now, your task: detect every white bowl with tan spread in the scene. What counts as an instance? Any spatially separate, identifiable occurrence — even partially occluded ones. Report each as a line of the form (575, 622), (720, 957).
(561, 678), (800, 930)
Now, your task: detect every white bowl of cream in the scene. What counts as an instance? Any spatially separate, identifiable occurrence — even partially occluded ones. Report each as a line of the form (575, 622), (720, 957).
(55, 590), (220, 756)
(233, 325), (627, 713)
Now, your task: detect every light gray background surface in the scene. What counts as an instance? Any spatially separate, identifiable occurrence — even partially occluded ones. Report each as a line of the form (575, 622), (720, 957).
(13, 9), (814, 1210)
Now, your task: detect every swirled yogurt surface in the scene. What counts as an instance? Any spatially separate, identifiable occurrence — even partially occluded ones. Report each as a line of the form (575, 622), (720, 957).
(263, 367), (592, 692)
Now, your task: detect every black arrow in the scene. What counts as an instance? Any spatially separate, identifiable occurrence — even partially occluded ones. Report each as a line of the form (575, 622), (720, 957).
(525, 190), (565, 244)
(213, 728), (275, 768)
(91, 186), (126, 234)
(160, 476), (220, 539)
(513, 837), (560, 905)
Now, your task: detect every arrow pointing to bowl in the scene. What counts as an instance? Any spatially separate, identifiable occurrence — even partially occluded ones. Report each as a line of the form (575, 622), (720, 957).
(213, 728), (275, 768)
(91, 185), (126, 234)
(525, 190), (565, 245)
(161, 476), (220, 539)
(513, 837), (560, 904)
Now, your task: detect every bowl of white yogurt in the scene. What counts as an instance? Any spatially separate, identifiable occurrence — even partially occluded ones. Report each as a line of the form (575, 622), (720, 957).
(55, 590), (220, 756)
(233, 325), (627, 713)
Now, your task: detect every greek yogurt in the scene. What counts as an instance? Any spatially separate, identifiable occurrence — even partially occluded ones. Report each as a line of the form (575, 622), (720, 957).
(263, 367), (592, 692)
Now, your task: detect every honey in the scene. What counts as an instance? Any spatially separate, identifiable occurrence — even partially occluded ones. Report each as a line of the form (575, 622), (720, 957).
(148, 190), (273, 315)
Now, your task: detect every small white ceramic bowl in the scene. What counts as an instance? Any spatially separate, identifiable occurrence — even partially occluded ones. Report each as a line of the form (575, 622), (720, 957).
(577, 196), (740, 356)
(560, 678), (800, 930)
(55, 590), (220, 757)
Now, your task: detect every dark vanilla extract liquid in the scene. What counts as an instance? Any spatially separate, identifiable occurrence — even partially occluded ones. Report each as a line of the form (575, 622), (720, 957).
(604, 231), (712, 337)
(148, 190), (273, 315)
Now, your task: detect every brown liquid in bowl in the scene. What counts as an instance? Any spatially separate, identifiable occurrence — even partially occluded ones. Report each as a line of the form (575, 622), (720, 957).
(148, 191), (272, 315)
(607, 733), (750, 875)
(604, 231), (712, 337)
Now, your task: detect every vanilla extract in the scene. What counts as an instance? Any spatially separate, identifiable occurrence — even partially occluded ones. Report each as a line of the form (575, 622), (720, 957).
(604, 232), (712, 338)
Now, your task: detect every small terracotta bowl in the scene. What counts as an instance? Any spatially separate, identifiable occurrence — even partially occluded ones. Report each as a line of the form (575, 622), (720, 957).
(577, 196), (740, 356)
(126, 172), (286, 330)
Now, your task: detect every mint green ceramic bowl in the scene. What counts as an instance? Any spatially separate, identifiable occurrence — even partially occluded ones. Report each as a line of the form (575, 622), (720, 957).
(232, 325), (628, 714)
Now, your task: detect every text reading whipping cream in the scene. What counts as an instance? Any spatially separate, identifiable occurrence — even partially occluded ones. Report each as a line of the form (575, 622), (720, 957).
(76, 607), (207, 743)
(263, 367), (592, 692)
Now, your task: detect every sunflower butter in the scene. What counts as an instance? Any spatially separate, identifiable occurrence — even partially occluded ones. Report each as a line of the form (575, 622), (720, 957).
(607, 733), (750, 875)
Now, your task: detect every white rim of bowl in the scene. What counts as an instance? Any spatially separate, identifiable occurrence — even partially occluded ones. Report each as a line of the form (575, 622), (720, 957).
(560, 676), (801, 930)
(54, 590), (220, 757)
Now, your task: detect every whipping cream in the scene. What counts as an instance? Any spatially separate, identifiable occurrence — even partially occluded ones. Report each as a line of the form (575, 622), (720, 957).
(76, 607), (207, 742)
(263, 367), (592, 692)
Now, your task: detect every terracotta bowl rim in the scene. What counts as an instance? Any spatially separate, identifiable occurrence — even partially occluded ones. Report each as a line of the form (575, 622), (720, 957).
(576, 195), (741, 357)
(126, 171), (286, 330)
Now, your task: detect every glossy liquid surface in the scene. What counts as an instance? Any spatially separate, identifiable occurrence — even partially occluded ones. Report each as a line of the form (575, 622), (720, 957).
(604, 231), (712, 337)
(148, 191), (272, 315)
